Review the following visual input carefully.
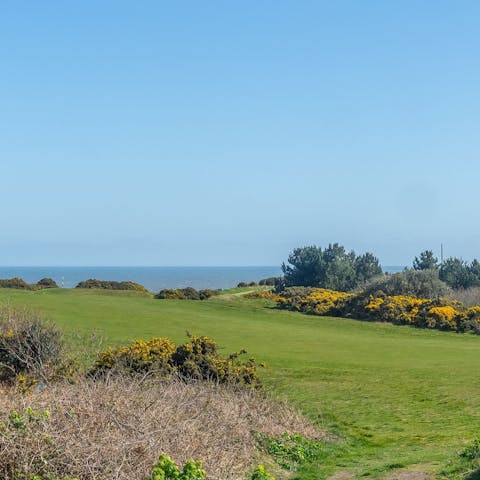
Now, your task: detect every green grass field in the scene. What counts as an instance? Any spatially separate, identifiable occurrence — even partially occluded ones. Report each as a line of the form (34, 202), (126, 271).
(1, 287), (479, 479)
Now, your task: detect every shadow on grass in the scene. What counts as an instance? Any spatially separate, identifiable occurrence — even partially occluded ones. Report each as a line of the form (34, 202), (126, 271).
(466, 469), (480, 480)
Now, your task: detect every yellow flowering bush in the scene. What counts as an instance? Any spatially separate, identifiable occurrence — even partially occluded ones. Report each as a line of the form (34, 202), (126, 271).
(93, 337), (176, 374)
(91, 335), (262, 388)
(426, 306), (463, 330)
(368, 295), (429, 325)
(272, 286), (479, 333)
(277, 287), (352, 315)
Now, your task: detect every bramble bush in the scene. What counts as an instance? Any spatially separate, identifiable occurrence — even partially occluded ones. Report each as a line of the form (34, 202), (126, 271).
(0, 306), (64, 383)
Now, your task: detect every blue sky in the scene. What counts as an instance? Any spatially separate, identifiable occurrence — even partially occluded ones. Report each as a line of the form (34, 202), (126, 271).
(1, 1), (479, 266)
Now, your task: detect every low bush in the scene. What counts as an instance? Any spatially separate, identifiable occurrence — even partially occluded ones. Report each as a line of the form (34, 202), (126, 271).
(154, 288), (218, 300)
(75, 279), (148, 292)
(0, 306), (64, 383)
(36, 278), (58, 289)
(0, 277), (30, 289)
(259, 277), (283, 287)
(361, 269), (449, 299)
(92, 335), (262, 388)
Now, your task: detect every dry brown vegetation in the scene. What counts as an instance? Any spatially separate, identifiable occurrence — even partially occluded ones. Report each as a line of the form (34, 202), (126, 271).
(0, 377), (322, 480)
(448, 287), (480, 307)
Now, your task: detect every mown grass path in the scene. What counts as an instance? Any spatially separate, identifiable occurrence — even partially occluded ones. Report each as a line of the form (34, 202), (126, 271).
(1, 288), (479, 479)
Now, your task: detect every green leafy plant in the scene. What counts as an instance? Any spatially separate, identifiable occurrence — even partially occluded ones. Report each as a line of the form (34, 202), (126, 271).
(4, 407), (50, 432)
(250, 464), (276, 480)
(460, 438), (480, 460)
(145, 453), (205, 480)
(256, 433), (322, 471)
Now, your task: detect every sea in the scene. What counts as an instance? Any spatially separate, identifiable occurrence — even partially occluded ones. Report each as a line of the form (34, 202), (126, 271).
(0, 265), (406, 292)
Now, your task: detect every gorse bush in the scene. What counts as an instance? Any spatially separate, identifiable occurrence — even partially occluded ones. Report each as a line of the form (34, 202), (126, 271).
(154, 288), (219, 300)
(92, 335), (262, 387)
(0, 306), (64, 383)
(273, 287), (480, 334)
(276, 287), (353, 316)
(172, 336), (261, 387)
(92, 337), (176, 375)
(75, 279), (149, 292)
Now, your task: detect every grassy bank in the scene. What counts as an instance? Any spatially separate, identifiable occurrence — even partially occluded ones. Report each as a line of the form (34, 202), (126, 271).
(0, 287), (479, 478)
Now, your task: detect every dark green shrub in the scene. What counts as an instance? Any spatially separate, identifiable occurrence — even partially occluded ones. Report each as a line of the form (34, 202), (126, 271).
(37, 278), (58, 289)
(75, 279), (148, 292)
(237, 282), (248, 288)
(259, 277), (283, 286)
(0, 277), (30, 289)
(154, 288), (218, 300)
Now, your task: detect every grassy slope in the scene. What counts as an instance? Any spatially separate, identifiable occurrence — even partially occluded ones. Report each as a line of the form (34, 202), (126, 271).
(1, 288), (480, 478)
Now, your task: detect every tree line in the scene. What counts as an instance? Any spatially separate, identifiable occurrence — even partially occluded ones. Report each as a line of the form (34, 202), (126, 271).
(281, 244), (480, 292)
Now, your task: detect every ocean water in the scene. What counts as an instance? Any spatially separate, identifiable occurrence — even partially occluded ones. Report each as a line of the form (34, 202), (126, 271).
(0, 266), (283, 292)
(0, 265), (406, 292)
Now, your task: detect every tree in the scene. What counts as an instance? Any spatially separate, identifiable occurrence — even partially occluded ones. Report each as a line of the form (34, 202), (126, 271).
(282, 246), (323, 288)
(413, 250), (439, 271)
(439, 257), (478, 289)
(282, 243), (382, 291)
(355, 252), (383, 284)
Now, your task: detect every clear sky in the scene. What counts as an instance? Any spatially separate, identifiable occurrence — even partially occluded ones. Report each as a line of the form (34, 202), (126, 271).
(1, 1), (479, 266)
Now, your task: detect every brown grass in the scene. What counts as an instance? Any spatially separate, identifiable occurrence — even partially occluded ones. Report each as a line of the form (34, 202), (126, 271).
(448, 287), (480, 307)
(0, 377), (322, 480)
